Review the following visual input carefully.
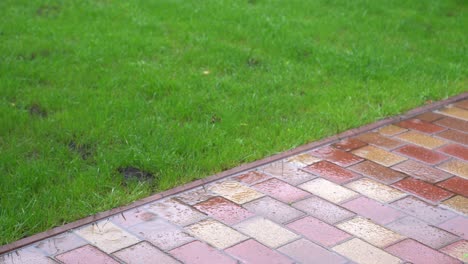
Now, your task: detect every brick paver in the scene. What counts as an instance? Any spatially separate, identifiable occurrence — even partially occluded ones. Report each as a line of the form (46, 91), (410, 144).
(2, 96), (468, 264)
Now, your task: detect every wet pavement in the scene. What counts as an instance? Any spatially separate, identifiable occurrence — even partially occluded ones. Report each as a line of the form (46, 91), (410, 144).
(1, 99), (468, 263)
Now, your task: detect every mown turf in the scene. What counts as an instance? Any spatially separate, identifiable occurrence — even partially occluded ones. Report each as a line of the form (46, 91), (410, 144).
(0, 0), (466, 244)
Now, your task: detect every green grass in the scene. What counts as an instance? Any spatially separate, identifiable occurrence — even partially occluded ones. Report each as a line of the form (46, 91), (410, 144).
(0, 0), (466, 245)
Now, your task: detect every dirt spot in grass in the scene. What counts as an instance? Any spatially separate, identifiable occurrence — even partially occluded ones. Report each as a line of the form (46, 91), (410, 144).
(28, 103), (48, 118)
(118, 167), (154, 182)
(29, 50), (51, 60)
(36, 5), (60, 17)
(210, 114), (221, 124)
(247, 58), (261, 67)
(68, 141), (94, 160)
(248, 0), (257, 4)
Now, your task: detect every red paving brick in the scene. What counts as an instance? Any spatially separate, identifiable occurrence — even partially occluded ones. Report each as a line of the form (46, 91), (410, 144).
(287, 216), (351, 247)
(342, 197), (404, 225)
(308, 146), (363, 167)
(303, 161), (360, 184)
(397, 119), (446, 134)
(253, 178), (310, 203)
(169, 241), (236, 264)
(4, 96), (468, 264)
(55, 245), (119, 264)
(194, 197), (253, 225)
(438, 144), (468, 161)
(385, 239), (461, 264)
(331, 138), (367, 151)
(392, 178), (453, 203)
(437, 129), (468, 145)
(395, 145), (449, 164)
(225, 239), (293, 264)
(437, 177), (468, 197)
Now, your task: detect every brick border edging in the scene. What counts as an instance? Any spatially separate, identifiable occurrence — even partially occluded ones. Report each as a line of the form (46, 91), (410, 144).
(1, 92), (467, 254)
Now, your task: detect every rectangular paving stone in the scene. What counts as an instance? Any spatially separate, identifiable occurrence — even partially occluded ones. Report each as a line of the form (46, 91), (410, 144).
(415, 112), (445, 122)
(454, 99), (468, 110)
(392, 178), (453, 203)
(175, 187), (215, 205)
(55, 245), (119, 264)
(437, 159), (468, 179)
(331, 138), (368, 151)
(378, 124), (407, 136)
(286, 153), (321, 167)
(397, 118), (445, 134)
(113, 241), (180, 264)
(345, 178), (406, 203)
(279, 238), (347, 264)
(233, 171), (270, 185)
(34, 232), (87, 256)
(208, 181), (264, 204)
(440, 240), (468, 262)
(438, 216), (468, 240)
(396, 131), (447, 149)
(395, 145), (449, 164)
(441, 195), (468, 215)
(128, 218), (194, 251)
(225, 239), (293, 264)
(243, 196), (304, 224)
(349, 161), (405, 184)
(352, 145), (407, 167)
(169, 241), (236, 264)
(287, 216), (351, 247)
(194, 197), (253, 225)
(387, 216), (459, 248)
(393, 160), (452, 183)
(146, 198), (206, 226)
(261, 161), (317, 185)
(435, 117), (468, 133)
(386, 239), (461, 264)
(299, 178), (358, 203)
(437, 129), (468, 145)
(391, 196), (456, 225)
(74, 221), (140, 253)
(309, 146), (363, 167)
(356, 132), (404, 149)
(110, 209), (157, 228)
(253, 178), (310, 203)
(1, 246), (56, 264)
(186, 219), (247, 249)
(437, 106), (468, 121)
(342, 197), (404, 225)
(235, 217), (299, 248)
(337, 217), (404, 248)
(438, 144), (468, 161)
(304, 161), (360, 184)
(332, 238), (401, 264)
(437, 177), (468, 197)
(292, 196), (355, 224)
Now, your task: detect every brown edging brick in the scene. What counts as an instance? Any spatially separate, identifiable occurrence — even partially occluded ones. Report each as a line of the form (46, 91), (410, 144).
(1, 92), (467, 254)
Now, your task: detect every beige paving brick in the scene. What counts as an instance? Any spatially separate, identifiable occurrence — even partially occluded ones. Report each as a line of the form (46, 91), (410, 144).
(438, 159), (468, 179)
(235, 217), (299, 248)
(208, 181), (264, 204)
(74, 221), (140, 253)
(332, 238), (401, 264)
(437, 106), (468, 121)
(346, 178), (406, 203)
(441, 195), (468, 215)
(186, 219), (247, 249)
(299, 178), (358, 203)
(146, 198), (206, 226)
(352, 146), (407, 167)
(378, 125), (407, 136)
(287, 153), (321, 167)
(261, 161), (316, 185)
(396, 131), (446, 149)
(337, 217), (404, 248)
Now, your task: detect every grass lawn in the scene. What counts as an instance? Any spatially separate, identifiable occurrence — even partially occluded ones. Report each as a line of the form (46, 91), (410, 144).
(0, 0), (466, 245)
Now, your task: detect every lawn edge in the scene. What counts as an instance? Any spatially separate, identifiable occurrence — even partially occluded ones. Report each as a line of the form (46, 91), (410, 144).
(1, 91), (467, 254)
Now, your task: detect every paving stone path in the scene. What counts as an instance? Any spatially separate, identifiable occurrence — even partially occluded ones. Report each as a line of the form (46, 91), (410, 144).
(1, 99), (468, 263)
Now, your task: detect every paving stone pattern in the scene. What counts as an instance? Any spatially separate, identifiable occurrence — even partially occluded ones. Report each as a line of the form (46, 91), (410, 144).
(1, 101), (468, 263)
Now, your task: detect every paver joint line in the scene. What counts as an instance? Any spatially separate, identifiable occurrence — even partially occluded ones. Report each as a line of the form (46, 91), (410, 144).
(1, 92), (467, 264)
